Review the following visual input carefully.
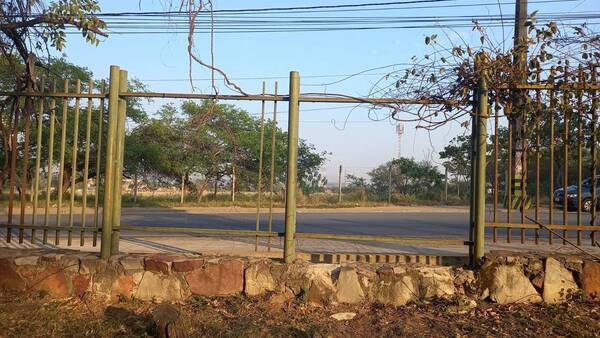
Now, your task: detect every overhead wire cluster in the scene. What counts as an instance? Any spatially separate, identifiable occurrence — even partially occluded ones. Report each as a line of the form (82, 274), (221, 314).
(21, 0), (596, 35)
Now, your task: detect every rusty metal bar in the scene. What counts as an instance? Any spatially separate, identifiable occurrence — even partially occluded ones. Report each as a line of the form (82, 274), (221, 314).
(576, 66), (584, 245)
(520, 109), (526, 244)
(31, 77), (45, 243)
(493, 95), (499, 243)
(93, 81), (105, 246)
(43, 81), (57, 244)
(534, 70), (541, 245)
(6, 95), (20, 243)
(267, 81), (278, 252)
(507, 117), (513, 243)
(592, 65), (598, 245)
(19, 87), (33, 244)
(67, 79), (81, 246)
(80, 79), (94, 246)
(255, 81), (266, 252)
(549, 69), (556, 245)
(562, 69), (569, 246)
(487, 222), (599, 231)
(55, 79), (69, 245)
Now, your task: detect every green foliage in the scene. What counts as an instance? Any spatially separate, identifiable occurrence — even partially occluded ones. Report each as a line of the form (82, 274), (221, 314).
(125, 100), (327, 199)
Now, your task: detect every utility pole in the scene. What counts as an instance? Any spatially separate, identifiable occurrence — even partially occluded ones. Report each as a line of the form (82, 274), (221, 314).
(338, 165), (342, 203)
(511, 0), (528, 210)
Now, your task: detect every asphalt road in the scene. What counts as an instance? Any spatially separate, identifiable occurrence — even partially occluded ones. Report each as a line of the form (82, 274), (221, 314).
(2, 207), (597, 240)
(121, 209), (470, 238)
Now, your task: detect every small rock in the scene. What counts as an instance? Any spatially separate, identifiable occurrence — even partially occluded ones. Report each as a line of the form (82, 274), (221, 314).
(172, 259), (205, 272)
(153, 304), (189, 338)
(543, 257), (578, 303)
(336, 267), (365, 304)
(330, 312), (356, 321)
(582, 260), (600, 300)
(418, 266), (456, 298)
(41, 253), (63, 262)
(134, 271), (185, 302)
(0, 259), (26, 291)
(13, 256), (39, 266)
(479, 288), (489, 300)
(186, 260), (244, 296)
(144, 255), (176, 274)
(120, 258), (144, 272)
(480, 263), (541, 304)
(244, 262), (276, 296)
(60, 256), (80, 273)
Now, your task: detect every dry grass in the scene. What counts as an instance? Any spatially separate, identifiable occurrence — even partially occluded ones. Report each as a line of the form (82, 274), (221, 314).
(0, 291), (598, 337)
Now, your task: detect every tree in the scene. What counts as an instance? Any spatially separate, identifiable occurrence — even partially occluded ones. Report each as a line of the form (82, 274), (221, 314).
(368, 158), (443, 200)
(1, 1), (106, 199)
(439, 135), (471, 197)
(125, 100), (327, 201)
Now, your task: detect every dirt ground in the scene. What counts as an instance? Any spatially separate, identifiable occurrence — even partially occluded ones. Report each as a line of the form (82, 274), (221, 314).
(0, 291), (598, 338)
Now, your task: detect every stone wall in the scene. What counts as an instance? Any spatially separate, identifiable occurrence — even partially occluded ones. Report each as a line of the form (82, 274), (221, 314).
(0, 248), (598, 305)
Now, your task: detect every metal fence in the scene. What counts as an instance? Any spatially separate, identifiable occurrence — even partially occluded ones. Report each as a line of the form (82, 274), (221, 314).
(482, 64), (600, 249)
(3, 60), (598, 264)
(1, 75), (108, 248)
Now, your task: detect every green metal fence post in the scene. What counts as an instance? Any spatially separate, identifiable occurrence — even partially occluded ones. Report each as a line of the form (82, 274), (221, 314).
(110, 69), (128, 255)
(284, 71), (300, 263)
(100, 65), (120, 259)
(474, 53), (489, 262)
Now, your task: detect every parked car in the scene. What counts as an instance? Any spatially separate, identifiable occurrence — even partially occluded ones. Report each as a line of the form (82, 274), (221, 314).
(553, 176), (600, 212)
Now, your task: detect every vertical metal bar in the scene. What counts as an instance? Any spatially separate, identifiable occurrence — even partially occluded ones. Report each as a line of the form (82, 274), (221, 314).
(255, 81), (266, 252)
(6, 96), (19, 243)
(576, 65), (584, 245)
(520, 105), (527, 244)
(507, 117), (513, 243)
(474, 54), (488, 262)
(267, 81), (278, 252)
(19, 82), (34, 244)
(591, 65), (598, 245)
(284, 71), (300, 263)
(100, 66), (120, 259)
(110, 69), (128, 255)
(80, 79), (94, 246)
(534, 70), (541, 245)
(93, 81), (105, 247)
(43, 81), (57, 244)
(55, 79), (69, 245)
(468, 94), (477, 264)
(562, 69), (569, 245)
(549, 68), (556, 244)
(31, 77), (45, 242)
(493, 96), (499, 243)
(67, 79), (81, 246)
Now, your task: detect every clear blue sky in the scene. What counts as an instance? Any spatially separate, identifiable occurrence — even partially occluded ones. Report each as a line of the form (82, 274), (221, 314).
(59, 0), (596, 182)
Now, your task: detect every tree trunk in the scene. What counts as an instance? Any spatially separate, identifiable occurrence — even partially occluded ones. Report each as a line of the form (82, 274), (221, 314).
(196, 178), (210, 202)
(231, 165), (236, 203)
(180, 174), (185, 205)
(133, 171), (138, 203)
